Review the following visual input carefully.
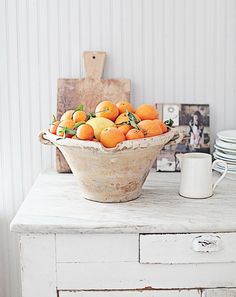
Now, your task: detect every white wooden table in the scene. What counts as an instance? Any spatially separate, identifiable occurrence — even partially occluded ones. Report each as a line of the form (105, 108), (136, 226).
(11, 170), (236, 297)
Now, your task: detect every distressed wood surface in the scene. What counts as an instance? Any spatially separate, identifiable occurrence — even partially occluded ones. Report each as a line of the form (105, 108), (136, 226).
(140, 233), (236, 264)
(59, 290), (201, 297)
(202, 289), (236, 297)
(10, 170), (236, 234)
(57, 262), (236, 290)
(56, 51), (131, 172)
(20, 235), (56, 297)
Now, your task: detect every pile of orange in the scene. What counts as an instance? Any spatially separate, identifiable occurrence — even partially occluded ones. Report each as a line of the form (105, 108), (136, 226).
(49, 101), (168, 148)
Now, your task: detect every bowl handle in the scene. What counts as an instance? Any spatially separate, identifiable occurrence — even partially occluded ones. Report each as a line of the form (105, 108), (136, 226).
(38, 131), (53, 145)
(165, 129), (184, 147)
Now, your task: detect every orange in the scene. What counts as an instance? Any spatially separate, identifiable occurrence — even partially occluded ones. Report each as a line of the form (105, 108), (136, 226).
(72, 135), (77, 139)
(138, 120), (163, 137)
(135, 104), (158, 120)
(115, 112), (141, 125)
(76, 124), (94, 140)
(116, 101), (134, 114)
(56, 119), (75, 137)
(50, 120), (60, 134)
(60, 110), (74, 121)
(100, 127), (125, 148)
(73, 110), (87, 123)
(95, 101), (119, 121)
(153, 119), (168, 133)
(117, 124), (132, 135)
(126, 129), (144, 140)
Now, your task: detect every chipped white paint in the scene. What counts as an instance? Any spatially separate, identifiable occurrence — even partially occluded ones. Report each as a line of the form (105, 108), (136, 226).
(20, 235), (57, 297)
(203, 289), (236, 297)
(11, 170), (236, 296)
(59, 290), (201, 297)
(10, 170), (236, 234)
(57, 262), (236, 290)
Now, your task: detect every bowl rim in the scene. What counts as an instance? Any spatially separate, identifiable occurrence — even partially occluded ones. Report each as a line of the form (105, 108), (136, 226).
(39, 128), (180, 153)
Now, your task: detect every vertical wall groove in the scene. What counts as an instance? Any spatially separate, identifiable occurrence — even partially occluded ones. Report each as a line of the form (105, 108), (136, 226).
(0, 1), (236, 297)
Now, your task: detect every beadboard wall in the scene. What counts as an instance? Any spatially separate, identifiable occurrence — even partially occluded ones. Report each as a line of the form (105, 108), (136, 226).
(0, 0), (236, 296)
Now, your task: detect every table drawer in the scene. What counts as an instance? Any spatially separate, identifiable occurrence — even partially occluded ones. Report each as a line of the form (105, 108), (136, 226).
(59, 290), (201, 297)
(140, 233), (236, 264)
(56, 234), (138, 263)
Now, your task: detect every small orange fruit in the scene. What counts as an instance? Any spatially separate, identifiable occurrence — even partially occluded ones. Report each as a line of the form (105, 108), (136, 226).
(56, 119), (75, 137)
(153, 119), (168, 133)
(138, 120), (162, 137)
(100, 127), (126, 148)
(135, 104), (158, 120)
(95, 101), (119, 121)
(117, 124), (132, 135)
(115, 112), (141, 125)
(116, 101), (134, 114)
(72, 135), (77, 139)
(73, 110), (87, 123)
(50, 120), (60, 134)
(60, 110), (74, 121)
(126, 129), (144, 140)
(76, 124), (94, 140)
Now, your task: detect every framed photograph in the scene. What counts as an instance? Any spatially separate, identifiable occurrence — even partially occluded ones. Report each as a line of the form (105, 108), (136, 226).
(156, 103), (210, 172)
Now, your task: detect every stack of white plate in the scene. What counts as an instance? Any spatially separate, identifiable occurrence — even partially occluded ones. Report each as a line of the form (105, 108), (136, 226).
(214, 130), (236, 177)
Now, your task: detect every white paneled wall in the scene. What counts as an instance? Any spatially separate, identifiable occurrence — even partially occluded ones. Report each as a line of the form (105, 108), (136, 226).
(0, 0), (236, 296)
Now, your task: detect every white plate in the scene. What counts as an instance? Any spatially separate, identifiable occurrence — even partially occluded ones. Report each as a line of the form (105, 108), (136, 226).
(216, 139), (236, 150)
(215, 162), (236, 171)
(214, 144), (236, 155)
(214, 166), (236, 180)
(217, 130), (236, 143)
(214, 149), (236, 160)
(213, 153), (236, 164)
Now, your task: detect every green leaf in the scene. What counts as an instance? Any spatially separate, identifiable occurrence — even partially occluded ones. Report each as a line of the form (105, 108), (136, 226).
(126, 110), (139, 124)
(59, 127), (76, 137)
(130, 120), (139, 130)
(164, 118), (174, 128)
(50, 114), (57, 125)
(74, 121), (86, 129)
(75, 104), (84, 112)
(86, 112), (96, 120)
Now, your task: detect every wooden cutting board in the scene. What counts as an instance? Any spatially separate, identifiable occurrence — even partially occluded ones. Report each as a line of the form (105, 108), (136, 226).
(56, 51), (131, 172)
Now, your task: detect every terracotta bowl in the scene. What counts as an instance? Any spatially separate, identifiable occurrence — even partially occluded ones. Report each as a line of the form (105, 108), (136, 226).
(39, 129), (183, 203)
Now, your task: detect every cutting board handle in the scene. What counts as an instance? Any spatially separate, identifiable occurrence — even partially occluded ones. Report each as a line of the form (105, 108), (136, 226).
(83, 51), (106, 79)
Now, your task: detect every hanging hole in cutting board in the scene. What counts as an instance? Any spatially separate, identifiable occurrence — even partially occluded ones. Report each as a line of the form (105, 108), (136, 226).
(92, 56), (96, 59)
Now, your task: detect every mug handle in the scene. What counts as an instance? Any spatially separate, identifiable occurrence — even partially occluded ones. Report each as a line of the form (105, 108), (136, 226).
(212, 160), (228, 191)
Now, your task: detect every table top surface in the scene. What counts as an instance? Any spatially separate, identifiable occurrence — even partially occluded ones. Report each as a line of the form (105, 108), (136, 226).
(11, 169), (236, 234)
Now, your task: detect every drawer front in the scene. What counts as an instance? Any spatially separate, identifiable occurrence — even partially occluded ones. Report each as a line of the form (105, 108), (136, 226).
(57, 262), (236, 289)
(59, 290), (201, 297)
(140, 233), (236, 264)
(56, 234), (138, 263)
(203, 289), (236, 297)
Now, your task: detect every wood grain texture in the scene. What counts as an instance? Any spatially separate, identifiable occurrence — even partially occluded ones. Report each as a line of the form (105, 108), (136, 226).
(10, 170), (236, 234)
(56, 51), (131, 172)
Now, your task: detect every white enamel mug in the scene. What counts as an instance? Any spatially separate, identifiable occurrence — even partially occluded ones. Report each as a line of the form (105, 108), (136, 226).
(179, 153), (228, 199)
